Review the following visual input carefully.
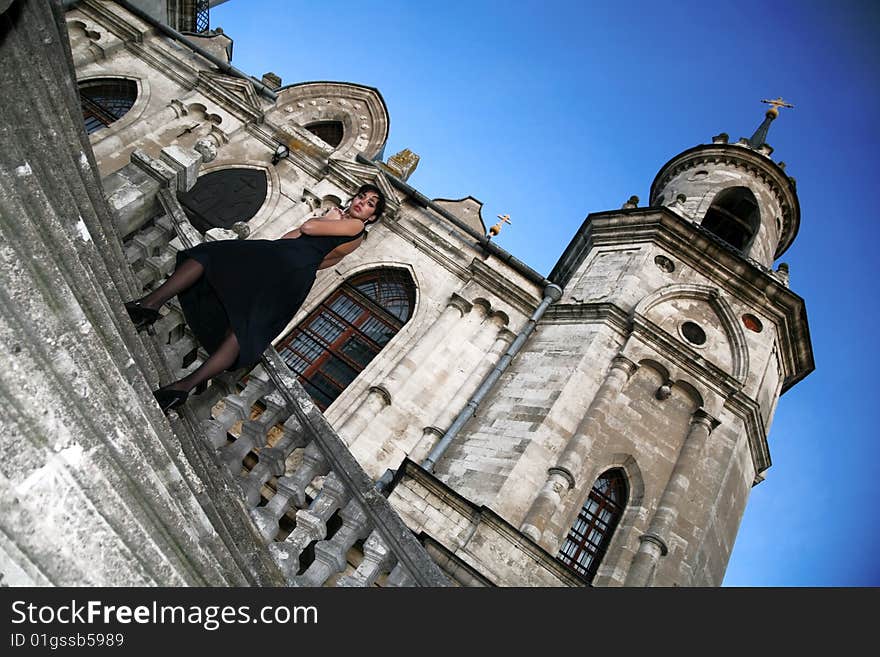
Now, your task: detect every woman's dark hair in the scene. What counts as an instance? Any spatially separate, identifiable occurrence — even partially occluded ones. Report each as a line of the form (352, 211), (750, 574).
(354, 183), (386, 224)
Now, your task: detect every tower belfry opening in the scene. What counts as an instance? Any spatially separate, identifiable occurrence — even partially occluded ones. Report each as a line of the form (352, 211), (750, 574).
(701, 186), (760, 251)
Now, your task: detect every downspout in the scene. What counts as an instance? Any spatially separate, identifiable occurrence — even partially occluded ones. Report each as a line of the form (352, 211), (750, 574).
(62, 0), (278, 101)
(420, 282), (562, 472)
(351, 157), (565, 475)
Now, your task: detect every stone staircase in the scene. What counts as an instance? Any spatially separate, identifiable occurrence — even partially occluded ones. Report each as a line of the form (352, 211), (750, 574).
(0, 0), (447, 587)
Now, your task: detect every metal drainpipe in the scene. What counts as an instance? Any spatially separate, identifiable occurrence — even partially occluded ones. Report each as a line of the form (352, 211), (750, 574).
(63, 0), (278, 101)
(350, 157), (565, 475)
(421, 282), (563, 472)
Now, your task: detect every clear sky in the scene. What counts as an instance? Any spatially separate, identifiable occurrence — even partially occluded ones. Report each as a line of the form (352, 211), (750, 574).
(212, 0), (880, 586)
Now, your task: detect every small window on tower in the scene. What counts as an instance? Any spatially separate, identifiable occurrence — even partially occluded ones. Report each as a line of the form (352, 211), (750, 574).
(304, 121), (344, 148)
(700, 186), (760, 252)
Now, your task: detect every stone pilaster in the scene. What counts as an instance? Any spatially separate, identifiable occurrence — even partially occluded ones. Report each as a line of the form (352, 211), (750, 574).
(625, 409), (718, 586)
(520, 355), (638, 542)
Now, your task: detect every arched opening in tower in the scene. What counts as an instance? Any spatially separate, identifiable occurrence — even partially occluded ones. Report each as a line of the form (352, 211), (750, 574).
(700, 186), (760, 252)
(305, 120), (344, 148)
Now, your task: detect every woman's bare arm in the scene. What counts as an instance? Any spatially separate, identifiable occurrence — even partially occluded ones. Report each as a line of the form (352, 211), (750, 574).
(317, 235), (364, 269)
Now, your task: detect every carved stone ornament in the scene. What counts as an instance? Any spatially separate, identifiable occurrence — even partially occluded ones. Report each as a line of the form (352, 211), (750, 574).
(194, 137), (217, 163)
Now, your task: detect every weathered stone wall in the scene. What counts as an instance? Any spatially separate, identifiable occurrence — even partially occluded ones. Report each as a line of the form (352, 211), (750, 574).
(387, 463), (586, 587)
(0, 0), (282, 586)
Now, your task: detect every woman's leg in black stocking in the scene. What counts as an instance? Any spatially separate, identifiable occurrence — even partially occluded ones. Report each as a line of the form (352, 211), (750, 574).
(165, 327), (240, 393)
(137, 257), (205, 311)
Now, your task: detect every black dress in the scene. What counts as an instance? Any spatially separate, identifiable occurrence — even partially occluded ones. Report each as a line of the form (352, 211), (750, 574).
(176, 228), (364, 369)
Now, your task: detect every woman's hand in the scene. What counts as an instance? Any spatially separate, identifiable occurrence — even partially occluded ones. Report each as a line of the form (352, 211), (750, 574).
(323, 207), (345, 221)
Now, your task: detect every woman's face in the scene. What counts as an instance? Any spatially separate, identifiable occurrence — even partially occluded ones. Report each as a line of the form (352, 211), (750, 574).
(348, 191), (380, 221)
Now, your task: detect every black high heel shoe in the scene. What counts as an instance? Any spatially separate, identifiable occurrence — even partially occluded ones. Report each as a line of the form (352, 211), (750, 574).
(125, 300), (162, 330)
(153, 386), (189, 414)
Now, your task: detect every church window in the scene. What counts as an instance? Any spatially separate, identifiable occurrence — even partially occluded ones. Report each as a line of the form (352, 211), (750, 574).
(680, 321), (707, 346)
(700, 186), (760, 252)
(305, 121), (344, 148)
(178, 168), (268, 233)
(557, 469), (628, 583)
(79, 78), (138, 134)
(654, 255), (675, 273)
(742, 314), (763, 332)
(275, 269), (415, 410)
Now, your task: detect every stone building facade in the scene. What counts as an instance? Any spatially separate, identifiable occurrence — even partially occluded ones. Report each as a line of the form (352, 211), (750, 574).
(0, 0), (813, 587)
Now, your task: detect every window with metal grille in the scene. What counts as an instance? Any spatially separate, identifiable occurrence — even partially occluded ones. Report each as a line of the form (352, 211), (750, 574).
(79, 78), (138, 135)
(557, 469), (628, 583)
(701, 186), (760, 252)
(275, 269), (415, 410)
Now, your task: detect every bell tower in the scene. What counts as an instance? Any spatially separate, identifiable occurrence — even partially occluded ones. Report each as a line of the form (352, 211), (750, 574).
(434, 103), (814, 586)
(649, 98), (800, 268)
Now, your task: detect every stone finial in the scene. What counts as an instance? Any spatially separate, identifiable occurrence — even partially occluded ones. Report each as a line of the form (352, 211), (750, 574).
(231, 221), (250, 239)
(775, 262), (790, 286)
(261, 72), (282, 90)
(622, 195), (639, 209)
(194, 137), (217, 163)
(712, 132), (729, 144)
(381, 148), (420, 181)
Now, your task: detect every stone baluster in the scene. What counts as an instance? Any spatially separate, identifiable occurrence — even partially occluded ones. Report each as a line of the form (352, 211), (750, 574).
(201, 375), (273, 449)
(294, 500), (371, 587)
(251, 465), (304, 543)
(239, 415), (307, 509)
(220, 391), (286, 472)
(337, 531), (396, 587)
(269, 472), (350, 582)
(281, 442), (330, 510)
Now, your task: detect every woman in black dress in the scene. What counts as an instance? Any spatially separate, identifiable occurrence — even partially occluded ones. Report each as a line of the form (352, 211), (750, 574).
(126, 183), (386, 413)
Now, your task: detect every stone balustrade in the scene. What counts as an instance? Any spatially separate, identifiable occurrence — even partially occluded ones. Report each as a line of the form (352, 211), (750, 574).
(196, 355), (449, 587)
(131, 175), (451, 587)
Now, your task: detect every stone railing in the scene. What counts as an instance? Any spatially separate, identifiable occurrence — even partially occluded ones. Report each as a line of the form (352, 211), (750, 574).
(198, 350), (450, 587)
(136, 163), (449, 587)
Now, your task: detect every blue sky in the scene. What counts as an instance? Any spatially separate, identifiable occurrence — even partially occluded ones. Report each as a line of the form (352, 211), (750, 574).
(213, 0), (880, 586)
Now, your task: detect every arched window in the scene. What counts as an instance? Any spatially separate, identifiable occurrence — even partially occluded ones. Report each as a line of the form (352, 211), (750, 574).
(178, 168), (268, 233)
(305, 121), (344, 148)
(557, 469), (628, 583)
(79, 78), (138, 134)
(275, 269), (416, 410)
(700, 187), (760, 252)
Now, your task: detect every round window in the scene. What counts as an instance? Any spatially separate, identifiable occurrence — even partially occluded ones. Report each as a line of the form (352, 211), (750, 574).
(654, 255), (675, 273)
(681, 321), (707, 346)
(742, 314), (763, 332)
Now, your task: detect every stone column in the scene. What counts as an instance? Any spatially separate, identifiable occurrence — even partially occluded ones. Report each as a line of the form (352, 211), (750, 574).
(338, 293), (471, 442)
(411, 320), (514, 463)
(336, 385), (390, 445)
(624, 409), (718, 587)
(520, 355), (638, 542)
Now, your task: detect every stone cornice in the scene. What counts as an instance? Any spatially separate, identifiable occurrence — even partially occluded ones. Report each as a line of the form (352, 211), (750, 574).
(554, 209), (813, 392)
(468, 258), (542, 316)
(629, 315), (744, 398)
(649, 143), (799, 258)
(196, 70), (264, 123)
(725, 390), (771, 481)
(392, 460), (590, 587)
(379, 213), (472, 282)
(76, 0), (145, 44)
(542, 301), (631, 337)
